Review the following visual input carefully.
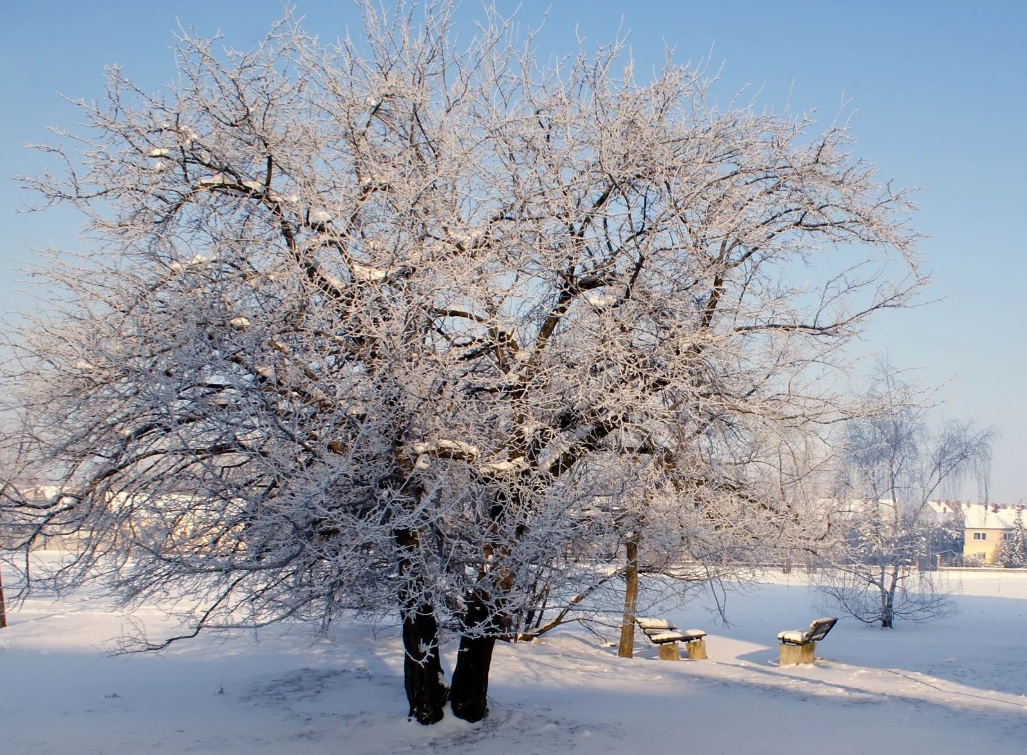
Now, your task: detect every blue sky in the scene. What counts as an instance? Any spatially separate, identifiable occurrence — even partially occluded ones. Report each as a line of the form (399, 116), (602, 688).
(2, 1), (1025, 502)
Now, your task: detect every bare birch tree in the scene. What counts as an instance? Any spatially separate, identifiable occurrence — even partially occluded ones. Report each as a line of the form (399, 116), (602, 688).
(1, 1), (921, 723)
(817, 371), (994, 627)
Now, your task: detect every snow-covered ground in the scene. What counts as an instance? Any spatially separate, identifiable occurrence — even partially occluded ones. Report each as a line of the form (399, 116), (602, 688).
(2, 563), (1026, 754)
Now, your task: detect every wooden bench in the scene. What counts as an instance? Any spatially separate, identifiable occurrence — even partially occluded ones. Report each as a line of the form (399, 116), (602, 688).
(776, 617), (837, 666)
(637, 618), (707, 660)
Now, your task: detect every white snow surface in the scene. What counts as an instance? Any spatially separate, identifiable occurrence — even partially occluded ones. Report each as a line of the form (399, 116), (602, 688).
(776, 629), (807, 643)
(2, 559), (1026, 754)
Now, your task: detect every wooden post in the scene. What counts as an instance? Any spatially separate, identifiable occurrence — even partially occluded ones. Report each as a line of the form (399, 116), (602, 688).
(778, 641), (816, 666)
(658, 641), (680, 660)
(686, 638), (707, 660)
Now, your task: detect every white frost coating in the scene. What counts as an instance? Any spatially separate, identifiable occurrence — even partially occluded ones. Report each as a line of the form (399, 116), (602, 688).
(309, 209), (333, 224)
(449, 231), (482, 249)
(516, 419), (544, 435)
(479, 459), (527, 474)
(177, 125), (198, 146)
(168, 254), (211, 273)
(198, 174), (231, 187)
(351, 262), (386, 282)
(266, 189), (295, 205)
(412, 439), (479, 460)
(319, 271), (346, 290)
(436, 439), (478, 458)
(229, 317), (250, 330)
(72, 359), (95, 372)
(242, 180), (265, 193)
(148, 148), (170, 158)
(585, 294), (617, 308)
(414, 454), (431, 470)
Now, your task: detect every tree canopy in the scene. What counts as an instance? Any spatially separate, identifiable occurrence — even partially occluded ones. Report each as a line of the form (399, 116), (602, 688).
(1, 2), (922, 723)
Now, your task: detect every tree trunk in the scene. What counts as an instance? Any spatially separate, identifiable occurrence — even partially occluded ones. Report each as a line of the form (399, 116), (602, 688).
(396, 528), (448, 725)
(401, 602), (448, 724)
(449, 590), (496, 723)
(0, 564), (7, 629)
(881, 564), (897, 628)
(618, 538), (639, 658)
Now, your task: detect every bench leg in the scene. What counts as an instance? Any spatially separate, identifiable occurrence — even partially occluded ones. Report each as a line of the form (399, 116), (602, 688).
(658, 641), (681, 660)
(778, 641), (816, 666)
(685, 638), (707, 660)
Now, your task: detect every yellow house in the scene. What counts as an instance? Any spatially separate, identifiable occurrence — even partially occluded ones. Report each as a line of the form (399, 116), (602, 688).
(960, 503), (1020, 565)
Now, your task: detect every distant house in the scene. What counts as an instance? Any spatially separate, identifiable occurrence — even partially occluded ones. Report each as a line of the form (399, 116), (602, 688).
(953, 502), (1023, 565)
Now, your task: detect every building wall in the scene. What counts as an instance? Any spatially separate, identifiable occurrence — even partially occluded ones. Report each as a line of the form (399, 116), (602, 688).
(963, 528), (1012, 565)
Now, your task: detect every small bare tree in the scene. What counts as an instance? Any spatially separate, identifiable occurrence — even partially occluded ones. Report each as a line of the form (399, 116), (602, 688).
(2, 1), (922, 723)
(818, 371), (994, 627)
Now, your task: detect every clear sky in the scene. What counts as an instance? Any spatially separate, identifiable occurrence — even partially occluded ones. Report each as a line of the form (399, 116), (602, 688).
(2, 1), (1025, 502)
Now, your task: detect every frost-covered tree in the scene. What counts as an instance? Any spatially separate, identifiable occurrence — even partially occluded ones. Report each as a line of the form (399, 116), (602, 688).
(1, 2), (921, 723)
(818, 371), (993, 627)
(998, 508), (1027, 568)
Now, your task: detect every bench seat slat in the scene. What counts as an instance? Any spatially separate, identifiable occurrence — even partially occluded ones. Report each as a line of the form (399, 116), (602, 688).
(647, 631), (688, 643)
(637, 618), (675, 630)
(645, 630), (707, 643)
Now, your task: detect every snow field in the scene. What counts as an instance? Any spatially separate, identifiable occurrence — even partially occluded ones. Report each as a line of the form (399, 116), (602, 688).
(1, 566), (1025, 754)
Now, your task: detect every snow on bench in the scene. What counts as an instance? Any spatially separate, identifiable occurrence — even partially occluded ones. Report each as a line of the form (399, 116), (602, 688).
(777, 617), (837, 646)
(636, 618), (674, 632)
(776, 617), (837, 666)
(636, 618), (707, 660)
(776, 630), (808, 644)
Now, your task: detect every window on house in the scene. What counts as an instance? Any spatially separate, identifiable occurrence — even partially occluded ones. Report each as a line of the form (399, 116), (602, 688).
(973, 532), (987, 541)
(1003, 532), (1013, 541)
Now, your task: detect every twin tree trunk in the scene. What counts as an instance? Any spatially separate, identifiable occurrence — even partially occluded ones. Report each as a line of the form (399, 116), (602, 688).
(400, 599), (448, 724)
(449, 589), (497, 723)
(398, 568), (497, 725)
(397, 527), (449, 725)
(400, 596), (498, 725)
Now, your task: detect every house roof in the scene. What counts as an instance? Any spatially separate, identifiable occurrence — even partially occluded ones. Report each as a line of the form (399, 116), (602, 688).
(940, 501), (1026, 530)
